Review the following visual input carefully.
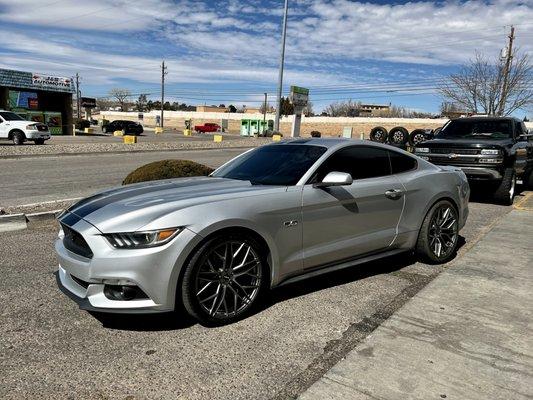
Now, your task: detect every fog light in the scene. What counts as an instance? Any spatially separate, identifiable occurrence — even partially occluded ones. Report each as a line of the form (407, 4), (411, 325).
(104, 285), (148, 301)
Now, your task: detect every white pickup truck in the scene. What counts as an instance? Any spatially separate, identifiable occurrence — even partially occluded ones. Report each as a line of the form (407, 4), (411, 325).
(0, 110), (51, 145)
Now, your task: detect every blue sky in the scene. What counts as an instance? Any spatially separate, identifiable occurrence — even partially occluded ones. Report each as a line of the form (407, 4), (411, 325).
(0, 0), (532, 114)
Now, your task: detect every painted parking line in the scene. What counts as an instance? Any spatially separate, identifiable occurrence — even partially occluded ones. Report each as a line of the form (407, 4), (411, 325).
(514, 191), (533, 211)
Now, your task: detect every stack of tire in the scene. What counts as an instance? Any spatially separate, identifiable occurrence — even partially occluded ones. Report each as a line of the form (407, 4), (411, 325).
(369, 126), (435, 148)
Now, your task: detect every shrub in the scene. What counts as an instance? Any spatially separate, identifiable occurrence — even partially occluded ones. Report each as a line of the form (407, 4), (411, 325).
(123, 159), (214, 185)
(310, 130), (321, 138)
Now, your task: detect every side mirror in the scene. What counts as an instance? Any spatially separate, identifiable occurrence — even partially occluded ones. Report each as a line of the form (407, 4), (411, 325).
(314, 171), (353, 188)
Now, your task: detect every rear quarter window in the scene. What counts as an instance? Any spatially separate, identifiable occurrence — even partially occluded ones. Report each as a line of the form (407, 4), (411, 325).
(389, 150), (417, 174)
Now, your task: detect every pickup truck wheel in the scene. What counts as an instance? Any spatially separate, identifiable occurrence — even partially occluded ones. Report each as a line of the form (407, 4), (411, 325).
(493, 168), (516, 205)
(34, 138), (45, 145)
(12, 130), (25, 145)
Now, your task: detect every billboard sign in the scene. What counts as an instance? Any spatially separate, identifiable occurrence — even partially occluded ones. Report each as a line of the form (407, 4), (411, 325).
(32, 73), (73, 91)
(289, 86), (309, 107)
(81, 97), (97, 108)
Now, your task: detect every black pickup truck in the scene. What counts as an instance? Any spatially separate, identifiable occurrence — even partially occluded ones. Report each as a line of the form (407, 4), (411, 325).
(414, 117), (533, 205)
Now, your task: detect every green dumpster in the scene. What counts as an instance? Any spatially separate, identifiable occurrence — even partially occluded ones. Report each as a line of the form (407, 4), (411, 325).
(250, 120), (259, 135)
(240, 119), (250, 136)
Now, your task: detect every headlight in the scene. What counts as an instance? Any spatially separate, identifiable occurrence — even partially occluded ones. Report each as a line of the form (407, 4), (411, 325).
(416, 147), (430, 153)
(26, 124), (38, 130)
(103, 228), (182, 249)
(480, 149), (501, 155)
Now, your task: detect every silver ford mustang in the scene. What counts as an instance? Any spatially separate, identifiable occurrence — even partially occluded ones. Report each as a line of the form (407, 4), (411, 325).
(56, 139), (469, 324)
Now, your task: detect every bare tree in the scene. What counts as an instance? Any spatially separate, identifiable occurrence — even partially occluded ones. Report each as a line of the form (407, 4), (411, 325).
(109, 88), (132, 112)
(439, 51), (532, 116)
(324, 99), (362, 117)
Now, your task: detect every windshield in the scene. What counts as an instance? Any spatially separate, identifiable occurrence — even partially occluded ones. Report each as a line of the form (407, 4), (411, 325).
(438, 119), (512, 140)
(0, 111), (25, 121)
(213, 144), (327, 185)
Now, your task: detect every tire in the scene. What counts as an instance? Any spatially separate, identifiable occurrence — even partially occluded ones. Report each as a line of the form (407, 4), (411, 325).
(34, 138), (45, 145)
(12, 131), (25, 145)
(415, 200), (459, 264)
(181, 233), (267, 325)
(369, 126), (388, 143)
(493, 168), (516, 205)
(388, 126), (409, 145)
(409, 129), (429, 146)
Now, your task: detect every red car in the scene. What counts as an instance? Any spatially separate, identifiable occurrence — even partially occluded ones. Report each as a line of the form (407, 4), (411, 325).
(194, 123), (221, 133)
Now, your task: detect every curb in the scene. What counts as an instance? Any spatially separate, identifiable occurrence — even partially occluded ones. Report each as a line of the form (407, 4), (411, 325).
(0, 210), (60, 232)
(0, 213), (28, 232)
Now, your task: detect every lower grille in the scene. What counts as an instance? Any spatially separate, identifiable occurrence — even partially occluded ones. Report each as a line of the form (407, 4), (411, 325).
(61, 224), (93, 259)
(71, 275), (90, 289)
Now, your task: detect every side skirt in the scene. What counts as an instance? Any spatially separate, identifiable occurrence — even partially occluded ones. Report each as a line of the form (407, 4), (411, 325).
(274, 248), (409, 288)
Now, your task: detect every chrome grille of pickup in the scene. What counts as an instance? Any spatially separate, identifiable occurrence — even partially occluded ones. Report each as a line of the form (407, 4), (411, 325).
(430, 148), (480, 155)
(61, 223), (93, 259)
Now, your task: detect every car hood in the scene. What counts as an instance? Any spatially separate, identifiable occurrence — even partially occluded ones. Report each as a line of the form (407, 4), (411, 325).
(8, 120), (42, 128)
(419, 138), (513, 148)
(65, 177), (281, 233)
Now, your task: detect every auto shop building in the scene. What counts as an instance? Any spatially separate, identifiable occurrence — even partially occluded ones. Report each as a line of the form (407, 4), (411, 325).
(0, 68), (75, 135)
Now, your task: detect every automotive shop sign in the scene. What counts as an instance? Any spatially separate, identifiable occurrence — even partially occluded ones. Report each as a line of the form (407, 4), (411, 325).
(32, 73), (73, 91)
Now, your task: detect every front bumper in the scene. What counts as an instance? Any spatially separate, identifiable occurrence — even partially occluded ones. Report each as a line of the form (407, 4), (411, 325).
(55, 219), (201, 313)
(25, 130), (50, 140)
(459, 166), (502, 181)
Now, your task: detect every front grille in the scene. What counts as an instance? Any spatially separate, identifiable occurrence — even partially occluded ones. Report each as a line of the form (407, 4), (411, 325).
(429, 157), (479, 165)
(430, 148), (480, 155)
(61, 223), (93, 259)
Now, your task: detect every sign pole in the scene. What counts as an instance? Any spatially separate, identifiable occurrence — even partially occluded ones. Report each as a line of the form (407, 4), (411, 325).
(274, 0), (289, 133)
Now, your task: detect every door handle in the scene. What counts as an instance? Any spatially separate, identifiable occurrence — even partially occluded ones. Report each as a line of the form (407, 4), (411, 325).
(385, 189), (403, 199)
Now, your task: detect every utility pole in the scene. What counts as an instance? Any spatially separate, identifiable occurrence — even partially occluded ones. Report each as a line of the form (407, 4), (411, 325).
(75, 73), (81, 119)
(498, 26), (515, 116)
(160, 61), (167, 128)
(274, 0), (288, 133)
(263, 92), (267, 126)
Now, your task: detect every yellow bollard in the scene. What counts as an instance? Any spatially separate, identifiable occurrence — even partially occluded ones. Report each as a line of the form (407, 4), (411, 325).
(213, 134), (223, 143)
(155, 127), (163, 134)
(272, 134), (282, 142)
(84, 127), (94, 134)
(183, 129), (192, 136)
(113, 130), (123, 137)
(123, 135), (138, 144)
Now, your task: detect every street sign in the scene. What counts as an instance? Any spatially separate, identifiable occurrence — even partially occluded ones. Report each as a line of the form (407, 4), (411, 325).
(290, 86), (309, 107)
(81, 97), (96, 108)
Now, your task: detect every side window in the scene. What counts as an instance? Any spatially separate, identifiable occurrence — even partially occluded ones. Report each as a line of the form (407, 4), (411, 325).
(314, 146), (391, 182)
(515, 121), (523, 137)
(389, 150), (417, 174)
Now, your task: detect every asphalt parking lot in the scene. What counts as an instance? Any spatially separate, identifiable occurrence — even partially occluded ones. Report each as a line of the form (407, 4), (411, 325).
(0, 197), (521, 399)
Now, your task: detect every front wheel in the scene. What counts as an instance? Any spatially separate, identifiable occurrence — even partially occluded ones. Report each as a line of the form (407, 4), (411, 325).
(12, 131), (25, 145)
(493, 168), (516, 205)
(181, 234), (266, 325)
(415, 200), (459, 264)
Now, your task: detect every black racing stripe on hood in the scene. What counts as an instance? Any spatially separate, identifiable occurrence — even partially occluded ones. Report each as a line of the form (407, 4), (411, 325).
(68, 182), (179, 218)
(59, 211), (82, 227)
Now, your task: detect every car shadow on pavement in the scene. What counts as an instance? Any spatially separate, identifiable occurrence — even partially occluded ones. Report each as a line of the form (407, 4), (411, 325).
(89, 306), (196, 331)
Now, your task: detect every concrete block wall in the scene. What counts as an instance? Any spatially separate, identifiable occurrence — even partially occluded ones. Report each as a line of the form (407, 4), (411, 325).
(101, 111), (532, 138)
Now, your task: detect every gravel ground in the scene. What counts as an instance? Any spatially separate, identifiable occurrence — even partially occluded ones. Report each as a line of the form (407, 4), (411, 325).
(0, 137), (271, 158)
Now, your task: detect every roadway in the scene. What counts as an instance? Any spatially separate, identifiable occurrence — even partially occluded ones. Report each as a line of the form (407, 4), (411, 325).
(0, 148), (247, 207)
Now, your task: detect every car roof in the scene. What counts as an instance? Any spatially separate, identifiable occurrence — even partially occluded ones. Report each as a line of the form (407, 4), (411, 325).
(452, 116), (519, 122)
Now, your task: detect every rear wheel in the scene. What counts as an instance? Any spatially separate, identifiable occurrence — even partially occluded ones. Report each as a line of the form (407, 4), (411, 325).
(416, 200), (459, 264)
(12, 131), (25, 145)
(493, 168), (516, 205)
(181, 234), (266, 325)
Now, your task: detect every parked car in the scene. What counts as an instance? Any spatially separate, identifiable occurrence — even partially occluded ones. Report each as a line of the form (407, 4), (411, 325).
(102, 120), (143, 135)
(74, 118), (91, 130)
(0, 110), (50, 145)
(194, 123), (221, 133)
(414, 117), (532, 205)
(56, 139), (469, 325)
